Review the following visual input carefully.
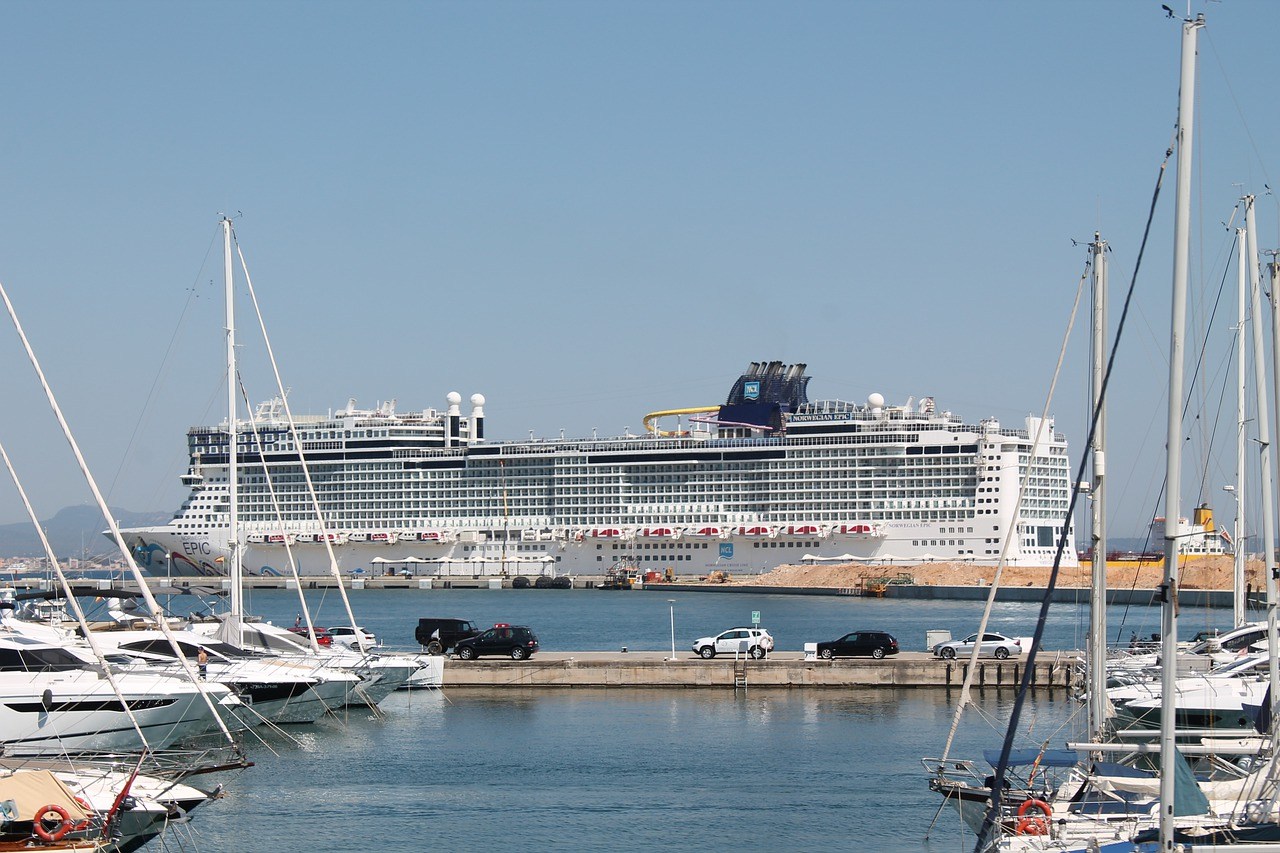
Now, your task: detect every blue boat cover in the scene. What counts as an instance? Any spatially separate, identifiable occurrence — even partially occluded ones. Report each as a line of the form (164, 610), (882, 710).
(1244, 684), (1272, 734)
(1172, 747), (1210, 817)
(983, 748), (1078, 768)
(1093, 761), (1154, 779)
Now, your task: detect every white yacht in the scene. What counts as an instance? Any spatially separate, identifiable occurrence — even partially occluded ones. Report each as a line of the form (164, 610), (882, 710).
(87, 629), (357, 725)
(0, 634), (230, 755)
(200, 619), (424, 706)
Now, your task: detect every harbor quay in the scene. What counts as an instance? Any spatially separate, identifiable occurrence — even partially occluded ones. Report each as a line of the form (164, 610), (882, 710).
(32, 573), (1240, 607)
(60, 574), (1237, 608)
(441, 650), (1079, 690)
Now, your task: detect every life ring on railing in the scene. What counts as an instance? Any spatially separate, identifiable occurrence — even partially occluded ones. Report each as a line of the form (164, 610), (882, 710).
(71, 796), (93, 831)
(34, 803), (72, 842)
(1014, 798), (1050, 835)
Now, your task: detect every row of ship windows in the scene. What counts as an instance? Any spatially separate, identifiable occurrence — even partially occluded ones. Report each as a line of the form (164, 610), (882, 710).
(597, 554), (698, 562)
(239, 454), (995, 476)
(208, 510), (1019, 526)
(245, 479), (989, 495)
(197, 427), (437, 449)
(294, 464), (989, 480)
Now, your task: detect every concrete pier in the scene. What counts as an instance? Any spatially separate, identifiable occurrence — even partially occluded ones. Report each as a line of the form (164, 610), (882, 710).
(442, 650), (1078, 690)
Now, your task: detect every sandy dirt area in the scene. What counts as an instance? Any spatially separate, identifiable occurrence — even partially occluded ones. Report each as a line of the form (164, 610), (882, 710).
(713, 556), (1262, 591)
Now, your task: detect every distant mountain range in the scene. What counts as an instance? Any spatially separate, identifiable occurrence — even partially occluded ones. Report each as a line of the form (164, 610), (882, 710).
(0, 505), (170, 560)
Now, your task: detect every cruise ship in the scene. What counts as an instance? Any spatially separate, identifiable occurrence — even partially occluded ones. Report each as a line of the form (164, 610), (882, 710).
(121, 361), (1078, 578)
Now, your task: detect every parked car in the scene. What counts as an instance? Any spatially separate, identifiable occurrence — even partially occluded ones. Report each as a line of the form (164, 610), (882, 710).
(415, 618), (481, 654)
(454, 624), (539, 660)
(816, 630), (899, 660)
(933, 632), (1023, 660)
(286, 626), (333, 646)
(328, 625), (379, 651)
(692, 628), (774, 659)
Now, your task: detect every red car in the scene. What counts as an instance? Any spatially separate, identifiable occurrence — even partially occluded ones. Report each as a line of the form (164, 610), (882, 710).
(287, 626), (333, 646)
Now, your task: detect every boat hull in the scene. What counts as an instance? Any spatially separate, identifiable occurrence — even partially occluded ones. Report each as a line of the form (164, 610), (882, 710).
(125, 528), (1075, 578)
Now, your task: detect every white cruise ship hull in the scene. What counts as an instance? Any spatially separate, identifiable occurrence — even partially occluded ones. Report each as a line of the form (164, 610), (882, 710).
(126, 525), (1074, 578)
(120, 362), (1078, 577)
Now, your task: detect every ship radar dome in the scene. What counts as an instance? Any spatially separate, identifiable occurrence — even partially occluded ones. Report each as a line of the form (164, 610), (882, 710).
(471, 393), (486, 407)
(867, 392), (885, 410)
(446, 391), (462, 406)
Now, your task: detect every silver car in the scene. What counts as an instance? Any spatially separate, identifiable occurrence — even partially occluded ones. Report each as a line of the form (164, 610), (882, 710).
(933, 632), (1022, 660)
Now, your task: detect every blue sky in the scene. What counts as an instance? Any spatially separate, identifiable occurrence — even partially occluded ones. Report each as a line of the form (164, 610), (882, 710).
(1, 1), (1278, 541)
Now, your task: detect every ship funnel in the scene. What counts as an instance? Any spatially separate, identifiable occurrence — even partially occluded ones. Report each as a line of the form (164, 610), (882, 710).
(469, 393), (486, 442)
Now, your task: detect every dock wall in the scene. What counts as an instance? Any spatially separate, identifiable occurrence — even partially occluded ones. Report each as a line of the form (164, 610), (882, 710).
(443, 652), (1078, 690)
(52, 576), (1239, 608)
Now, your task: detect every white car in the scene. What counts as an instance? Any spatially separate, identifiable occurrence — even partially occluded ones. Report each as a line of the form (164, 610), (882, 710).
(328, 625), (379, 651)
(692, 628), (774, 659)
(933, 632), (1022, 660)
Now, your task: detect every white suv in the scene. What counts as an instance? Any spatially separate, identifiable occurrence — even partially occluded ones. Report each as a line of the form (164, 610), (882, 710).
(693, 628), (775, 659)
(328, 625), (379, 651)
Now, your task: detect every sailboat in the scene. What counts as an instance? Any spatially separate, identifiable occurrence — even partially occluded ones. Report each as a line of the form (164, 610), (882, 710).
(923, 12), (1280, 853)
(0, 273), (244, 850)
(182, 216), (430, 703)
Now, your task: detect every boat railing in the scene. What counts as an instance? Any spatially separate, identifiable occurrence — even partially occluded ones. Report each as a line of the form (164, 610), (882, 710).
(920, 756), (984, 782)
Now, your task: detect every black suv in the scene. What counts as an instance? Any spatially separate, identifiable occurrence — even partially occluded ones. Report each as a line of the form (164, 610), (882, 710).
(454, 624), (539, 660)
(415, 618), (480, 655)
(816, 630), (899, 659)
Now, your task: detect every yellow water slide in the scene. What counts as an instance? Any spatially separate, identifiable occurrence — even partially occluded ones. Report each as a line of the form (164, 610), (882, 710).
(643, 406), (721, 437)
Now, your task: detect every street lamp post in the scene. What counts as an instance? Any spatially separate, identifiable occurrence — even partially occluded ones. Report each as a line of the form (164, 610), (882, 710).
(668, 599), (677, 660)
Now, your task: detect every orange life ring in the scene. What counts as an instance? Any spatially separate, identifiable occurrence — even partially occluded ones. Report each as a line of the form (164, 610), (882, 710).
(71, 796), (93, 831)
(34, 803), (72, 842)
(1016, 816), (1049, 836)
(1015, 798), (1051, 836)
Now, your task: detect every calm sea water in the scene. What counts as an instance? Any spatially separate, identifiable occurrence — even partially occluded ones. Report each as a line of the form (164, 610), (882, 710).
(156, 589), (1224, 852)
(226, 586), (1222, 654)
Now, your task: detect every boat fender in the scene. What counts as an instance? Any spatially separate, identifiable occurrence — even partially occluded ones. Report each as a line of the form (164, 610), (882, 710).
(34, 804), (72, 842)
(1014, 798), (1050, 836)
(40, 689), (53, 712)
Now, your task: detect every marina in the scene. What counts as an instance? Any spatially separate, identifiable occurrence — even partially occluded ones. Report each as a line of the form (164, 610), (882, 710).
(158, 589), (1115, 852)
(3, 3), (1280, 852)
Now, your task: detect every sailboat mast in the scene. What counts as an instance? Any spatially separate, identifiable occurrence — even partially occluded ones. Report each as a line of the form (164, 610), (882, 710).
(1235, 227), (1249, 627)
(1251, 199), (1280, 722)
(223, 216), (242, 620)
(1087, 232), (1109, 742)
(1159, 14), (1202, 850)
